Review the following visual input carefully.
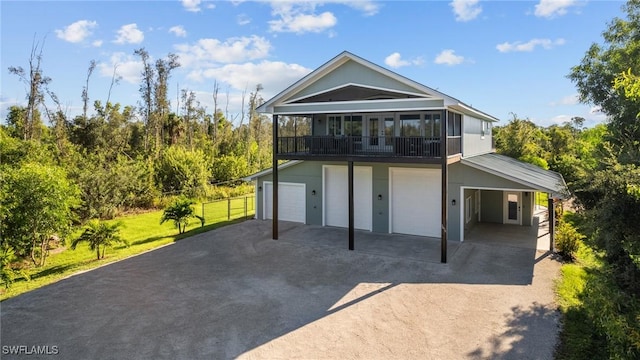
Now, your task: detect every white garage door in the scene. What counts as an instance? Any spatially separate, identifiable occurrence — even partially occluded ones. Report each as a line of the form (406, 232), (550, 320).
(263, 182), (306, 223)
(390, 168), (441, 237)
(323, 165), (372, 231)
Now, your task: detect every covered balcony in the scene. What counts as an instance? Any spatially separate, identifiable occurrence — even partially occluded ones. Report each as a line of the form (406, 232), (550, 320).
(274, 112), (462, 161)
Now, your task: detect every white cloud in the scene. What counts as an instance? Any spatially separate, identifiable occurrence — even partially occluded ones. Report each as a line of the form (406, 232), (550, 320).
(92, 40), (103, 47)
(496, 38), (565, 52)
(169, 25), (187, 37)
(182, 0), (201, 12)
(534, 0), (577, 18)
(237, 14), (251, 25)
(188, 61), (311, 96)
(114, 23), (144, 44)
(175, 35), (271, 66)
(97, 52), (143, 84)
(384, 52), (423, 69)
(55, 20), (97, 43)
(434, 49), (465, 66)
(450, 0), (482, 22)
(270, 10), (337, 33)
(551, 94), (579, 106)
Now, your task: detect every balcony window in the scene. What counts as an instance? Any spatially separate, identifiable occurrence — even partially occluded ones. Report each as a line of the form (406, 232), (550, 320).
(344, 115), (363, 136)
(400, 114), (421, 136)
(328, 115), (342, 135)
(425, 113), (441, 137)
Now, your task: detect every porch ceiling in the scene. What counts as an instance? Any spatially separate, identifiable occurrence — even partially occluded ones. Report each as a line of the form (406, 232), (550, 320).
(461, 153), (570, 199)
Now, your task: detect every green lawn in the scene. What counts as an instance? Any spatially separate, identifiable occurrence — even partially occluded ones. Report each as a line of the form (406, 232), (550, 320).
(1, 197), (255, 301)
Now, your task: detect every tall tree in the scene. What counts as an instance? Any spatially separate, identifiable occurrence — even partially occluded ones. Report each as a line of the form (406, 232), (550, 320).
(568, 0), (640, 163)
(8, 36), (50, 141)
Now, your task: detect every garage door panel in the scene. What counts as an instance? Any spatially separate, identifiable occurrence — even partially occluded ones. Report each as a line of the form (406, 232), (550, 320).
(323, 166), (372, 231)
(264, 182), (306, 223)
(390, 168), (440, 237)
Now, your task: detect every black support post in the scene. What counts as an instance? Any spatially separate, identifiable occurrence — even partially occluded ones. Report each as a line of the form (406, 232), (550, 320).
(441, 110), (448, 263)
(548, 195), (555, 252)
(348, 160), (355, 250)
(272, 114), (279, 240)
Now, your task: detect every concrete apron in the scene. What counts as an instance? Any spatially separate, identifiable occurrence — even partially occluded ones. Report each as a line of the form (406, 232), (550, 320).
(276, 221), (461, 263)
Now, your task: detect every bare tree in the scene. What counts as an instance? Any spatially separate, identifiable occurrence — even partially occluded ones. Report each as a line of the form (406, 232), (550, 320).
(82, 60), (96, 121)
(8, 36), (50, 141)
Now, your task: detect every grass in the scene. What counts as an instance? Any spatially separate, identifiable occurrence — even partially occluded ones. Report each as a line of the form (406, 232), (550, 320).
(1, 197), (255, 301)
(554, 244), (608, 360)
(554, 211), (640, 359)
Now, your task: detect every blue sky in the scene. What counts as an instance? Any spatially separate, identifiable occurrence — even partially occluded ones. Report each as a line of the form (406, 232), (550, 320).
(0, 0), (627, 127)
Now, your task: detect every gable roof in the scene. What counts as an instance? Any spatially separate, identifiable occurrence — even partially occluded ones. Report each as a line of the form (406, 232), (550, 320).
(257, 51), (499, 122)
(461, 153), (570, 199)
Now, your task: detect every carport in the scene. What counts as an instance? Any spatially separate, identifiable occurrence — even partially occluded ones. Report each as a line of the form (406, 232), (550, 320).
(456, 153), (570, 250)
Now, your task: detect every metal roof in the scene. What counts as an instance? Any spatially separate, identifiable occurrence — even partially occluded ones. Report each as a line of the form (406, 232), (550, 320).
(243, 160), (304, 181)
(461, 153), (570, 199)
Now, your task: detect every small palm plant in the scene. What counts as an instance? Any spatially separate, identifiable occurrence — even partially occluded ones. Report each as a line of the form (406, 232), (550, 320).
(71, 220), (128, 260)
(160, 198), (204, 234)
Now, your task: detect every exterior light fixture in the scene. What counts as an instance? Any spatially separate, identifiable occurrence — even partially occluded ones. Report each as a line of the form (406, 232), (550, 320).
(451, 199), (456, 206)
(378, 194), (382, 200)
(258, 186), (262, 191)
(312, 190), (316, 195)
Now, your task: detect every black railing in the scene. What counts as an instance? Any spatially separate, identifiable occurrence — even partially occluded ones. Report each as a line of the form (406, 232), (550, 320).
(277, 136), (443, 158)
(447, 136), (462, 156)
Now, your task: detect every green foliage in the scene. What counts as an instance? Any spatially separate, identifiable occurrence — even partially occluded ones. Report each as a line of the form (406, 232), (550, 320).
(71, 153), (158, 220)
(71, 220), (128, 260)
(568, 0), (640, 158)
(160, 198), (203, 234)
(211, 155), (249, 183)
(556, 221), (585, 261)
(0, 245), (29, 289)
(0, 162), (80, 267)
(493, 115), (549, 161)
(614, 68), (640, 103)
(155, 146), (210, 198)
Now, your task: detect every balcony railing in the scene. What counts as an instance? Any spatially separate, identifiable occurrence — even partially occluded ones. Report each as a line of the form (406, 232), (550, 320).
(276, 136), (462, 158)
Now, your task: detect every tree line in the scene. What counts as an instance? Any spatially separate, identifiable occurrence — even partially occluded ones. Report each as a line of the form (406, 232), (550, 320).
(495, 1), (640, 356)
(1, 44), (274, 269)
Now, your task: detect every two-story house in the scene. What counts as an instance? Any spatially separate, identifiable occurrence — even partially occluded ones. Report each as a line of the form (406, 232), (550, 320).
(246, 51), (569, 262)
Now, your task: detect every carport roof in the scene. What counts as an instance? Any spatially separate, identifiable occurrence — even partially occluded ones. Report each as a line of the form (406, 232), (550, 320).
(461, 153), (570, 199)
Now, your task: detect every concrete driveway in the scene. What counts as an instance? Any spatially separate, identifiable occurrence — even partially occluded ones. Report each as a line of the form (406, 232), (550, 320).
(1, 220), (560, 360)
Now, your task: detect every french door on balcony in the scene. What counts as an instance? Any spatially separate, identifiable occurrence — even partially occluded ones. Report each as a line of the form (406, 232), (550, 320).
(366, 114), (395, 152)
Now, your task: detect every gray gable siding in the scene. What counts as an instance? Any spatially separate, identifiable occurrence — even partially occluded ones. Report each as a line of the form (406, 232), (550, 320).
(462, 115), (493, 157)
(289, 60), (427, 101)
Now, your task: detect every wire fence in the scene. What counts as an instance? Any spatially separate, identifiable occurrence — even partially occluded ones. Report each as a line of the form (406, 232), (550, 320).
(200, 194), (256, 226)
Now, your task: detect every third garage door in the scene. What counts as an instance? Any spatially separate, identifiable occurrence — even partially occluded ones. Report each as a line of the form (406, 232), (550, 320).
(390, 167), (441, 237)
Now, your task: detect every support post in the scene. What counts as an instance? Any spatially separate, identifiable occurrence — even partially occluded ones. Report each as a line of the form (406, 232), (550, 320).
(272, 115), (279, 240)
(548, 195), (555, 252)
(441, 110), (448, 263)
(348, 160), (355, 250)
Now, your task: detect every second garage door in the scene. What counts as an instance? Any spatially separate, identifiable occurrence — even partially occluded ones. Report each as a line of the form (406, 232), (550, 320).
(323, 165), (372, 231)
(390, 167), (441, 237)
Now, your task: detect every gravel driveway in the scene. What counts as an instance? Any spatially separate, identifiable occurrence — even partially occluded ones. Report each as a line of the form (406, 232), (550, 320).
(1, 220), (560, 360)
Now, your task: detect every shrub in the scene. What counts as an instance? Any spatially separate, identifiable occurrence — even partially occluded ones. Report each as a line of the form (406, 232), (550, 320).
(556, 221), (584, 261)
(71, 220), (128, 260)
(160, 198), (203, 234)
